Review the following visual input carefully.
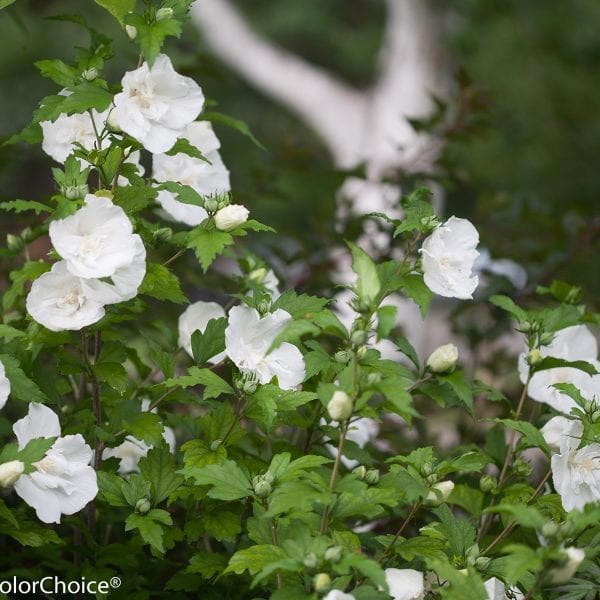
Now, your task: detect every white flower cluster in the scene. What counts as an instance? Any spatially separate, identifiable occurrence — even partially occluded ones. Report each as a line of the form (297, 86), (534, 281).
(27, 194), (146, 331)
(10, 403), (97, 524)
(177, 301), (305, 391)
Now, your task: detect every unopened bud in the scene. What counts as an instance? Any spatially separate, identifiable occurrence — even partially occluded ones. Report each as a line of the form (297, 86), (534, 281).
(424, 480), (454, 506)
(214, 204), (249, 231)
(526, 349), (543, 366)
(549, 547), (585, 584)
(541, 521), (559, 539)
(0, 460), (24, 488)
(6, 234), (22, 252)
(125, 24), (137, 40)
(324, 546), (342, 564)
(210, 439), (222, 451)
(591, 410), (600, 423)
(263, 472), (275, 485)
(474, 556), (491, 571)
(313, 573), (331, 592)
(355, 345), (367, 359)
(351, 330), (367, 348)
(253, 478), (271, 497)
(424, 473), (438, 485)
(82, 67), (99, 81)
(426, 343), (459, 373)
(153, 227), (172, 243)
(256, 299), (271, 316)
(304, 553), (318, 569)
(135, 498), (151, 514)
(249, 267), (267, 284)
(353, 465), (367, 480)
(479, 474), (498, 494)
(519, 321), (532, 333)
(216, 195), (230, 210)
(243, 379), (258, 394)
(366, 372), (382, 385)
(421, 463), (434, 477)
(204, 198), (219, 213)
(334, 350), (351, 364)
(539, 332), (555, 346)
(365, 469), (379, 485)
(513, 458), (532, 477)
(106, 109), (122, 133)
(155, 7), (174, 21)
(327, 390), (353, 421)
(64, 185), (85, 200)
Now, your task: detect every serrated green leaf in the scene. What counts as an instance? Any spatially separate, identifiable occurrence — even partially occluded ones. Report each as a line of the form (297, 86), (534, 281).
(139, 262), (187, 304)
(0, 325), (26, 341)
(398, 274), (433, 317)
(163, 366), (234, 399)
(187, 551), (228, 578)
(181, 439), (227, 469)
(433, 504), (476, 557)
(271, 290), (329, 319)
(225, 544), (286, 575)
(97, 471), (128, 507)
(534, 357), (598, 377)
(125, 510), (171, 553)
(202, 509), (242, 541)
(3, 260), (50, 310)
(437, 371), (474, 414)
(158, 181), (205, 207)
(124, 412), (164, 447)
(489, 294), (528, 323)
(124, 13), (184, 67)
(181, 459), (252, 501)
(334, 554), (387, 591)
(186, 228), (233, 272)
(394, 187), (434, 235)
(377, 378), (417, 424)
(166, 137), (210, 162)
(376, 305), (397, 340)
(202, 112), (266, 150)
(0, 199), (52, 215)
(34, 59), (79, 87)
(495, 419), (550, 455)
(139, 448), (183, 504)
(191, 317), (227, 365)
(348, 242), (381, 306)
(0, 354), (48, 403)
(93, 361), (128, 393)
(94, 0), (135, 25)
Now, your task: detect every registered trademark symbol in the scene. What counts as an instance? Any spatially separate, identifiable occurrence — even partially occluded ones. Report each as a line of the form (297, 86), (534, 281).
(110, 577), (121, 589)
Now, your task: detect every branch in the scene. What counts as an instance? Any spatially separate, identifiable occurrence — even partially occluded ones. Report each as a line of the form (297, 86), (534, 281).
(190, 0), (367, 167)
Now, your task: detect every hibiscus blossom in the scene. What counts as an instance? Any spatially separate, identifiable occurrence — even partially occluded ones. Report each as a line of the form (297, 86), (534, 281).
(518, 325), (600, 414)
(112, 54), (205, 153)
(385, 568), (425, 600)
(12, 403), (97, 524)
(225, 306), (305, 390)
(0, 358), (10, 409)
(420, 216), (480, 299)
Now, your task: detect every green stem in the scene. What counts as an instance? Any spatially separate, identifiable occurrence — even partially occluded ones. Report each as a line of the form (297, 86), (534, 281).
(379, 502), (421, 563)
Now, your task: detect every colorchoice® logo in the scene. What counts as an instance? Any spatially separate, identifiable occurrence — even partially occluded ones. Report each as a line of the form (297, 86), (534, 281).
(0, 576), (121, 595)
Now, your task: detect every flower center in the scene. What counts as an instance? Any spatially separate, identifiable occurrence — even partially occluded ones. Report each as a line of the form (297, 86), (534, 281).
(35, 456), (56, 473)
(80, 234), (102, 256)
(58, 288), (84, 310)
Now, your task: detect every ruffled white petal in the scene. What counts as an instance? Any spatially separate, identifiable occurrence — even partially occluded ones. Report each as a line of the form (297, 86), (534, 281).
(385, 568), (425, 600)
(0, 359), (10, 410)
(13, 403), (61, 449)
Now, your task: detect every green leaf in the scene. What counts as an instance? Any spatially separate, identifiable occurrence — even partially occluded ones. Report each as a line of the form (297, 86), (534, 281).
(0, 199), (52, 215)
(335, 554), (387, 591)
(398, 274), (433, 317)
(3, 260), (50, 310)
(489, 295), (528, 323)
(34, 83), (113, 123)
(124, 13), (185, 67)
(348, 242), (381, 307)
(139, 448), (183, 504)
(202, 509), (242, 541)
(187, 552), (228, 578)
(0, 437), (57, 474)
(0, 0), (17, 9)
(97, 471), (128, 507)
(34, 59), (79, 87)
(158, 181), (205, 207)
(163, 366), (234, 400)
(494, 419), (550, 455)
(534, 357), (598, 377)
(394, 188), (434, 235)
(166, 137), (210, 162)
(181, 439), (227, 469)
(191, 317), (227, 365)
(139, 263), (187, 304)
(225, 544), (286, 575)
(94, 0), (135, 25)
(375, 305), (397, 340)
(484, 504), (546, 530)
(124, 412), (164, 447)
(433, 504), (476, 557)
(271, 290), (329, 319)
(181, 459), (252, 501)
(186, 228), (234, 272)
(0, 354), (48, 403)
(92, 361), (128, 393)
(0, 325), (26, 342)
(447, 484), (484, 517)
(437, 371), (474, 414)
(377, 378), (417, 424)
(202, 112), (266, 150)
(125, 509), (172, 553)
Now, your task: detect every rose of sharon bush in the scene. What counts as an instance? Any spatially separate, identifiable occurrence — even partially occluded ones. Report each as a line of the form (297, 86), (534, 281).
(420, 216), (480, 299)
(153, 121), (231, 226)
(12, 403), (97, 524)
(112, 54), (205, 153)
(225, 306), (305, 390)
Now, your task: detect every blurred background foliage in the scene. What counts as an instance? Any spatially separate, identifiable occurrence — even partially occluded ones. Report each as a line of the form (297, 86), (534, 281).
(0, 0), (598, 304)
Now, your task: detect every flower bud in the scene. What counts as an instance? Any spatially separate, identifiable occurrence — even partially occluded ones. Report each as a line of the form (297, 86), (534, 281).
(519, 321), (532, 333)
(249, 267), (267, 284)
(541, 521), (559, 539)
(216, 195), (230, 210)
(513, 458), (532, 477)
(421, 463), (434, 477)
(424, 473), (438, 485)
(125, 24), (137, 40)
(365, 469), (380, 485)
(0, 460), (24, 488)
(366, 372), (382, 385)
(257, 299), (271, 316)
(479, 474), (498, 494)
(135, 498), (151, 514)
(153, 227), (172, 243)
(426, 343), (459, 373)
(82, 67), (99, 81)
(327, 390), (353, 421)
(263, 472), (275, 485)
(106, 109), (122, 133)
(352, 465), (367, 480)
(424, 480), (454, 506)
(324, 546), (342, 564)
(549, 547), (585, 584)
(243, 379), (258, 394)
(304, 552), (318, 569)
(313, 573), (331, 592)
(591, 410), (600, 423)
(253, 478), (272, 497)
(526, 348), (543, 366)
(584, 399), (595, 413)
(355, 345), (367, 359)
(539, 332), (555, 346)
(6, 234), (22, 252)
(155, 7), (174, 21)
(204, 198), (219, 213)
(210, 439), (222, 451)
(474, 556), (491, 571)
(334, 350), (351, 364)
(214, 204), (249, 231)
(350, 330), (367, 348)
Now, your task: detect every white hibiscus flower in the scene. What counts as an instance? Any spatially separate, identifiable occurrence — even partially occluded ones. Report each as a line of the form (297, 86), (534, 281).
(420, 216), (480, 299)
(550, 418), (600, 511)
(323, 591), (355, 600)
(153, 121), (230, 226)
(178, 301), (226, 363)
(12, 403), (97, 524)
(484, 577), (524, 599)
(112, 54), (205, 153)
(26, 261), (110, 331)
(0, 358), (10, 409)
(385, 568), (425, 600)
(518, 325), (600, 414)
(225, 305), (305, 390)
(102, 400), (176, 475)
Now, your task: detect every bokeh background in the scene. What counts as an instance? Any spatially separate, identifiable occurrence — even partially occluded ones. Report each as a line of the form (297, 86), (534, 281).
(1, 0), (598, 305)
